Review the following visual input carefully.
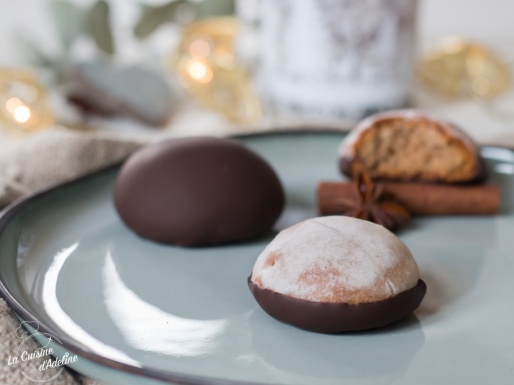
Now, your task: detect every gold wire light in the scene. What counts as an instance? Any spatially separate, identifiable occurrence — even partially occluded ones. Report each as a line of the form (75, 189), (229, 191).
(173, 17), (261, 125)
(0, 68), (54, 135)
(418, 36), (511, 99)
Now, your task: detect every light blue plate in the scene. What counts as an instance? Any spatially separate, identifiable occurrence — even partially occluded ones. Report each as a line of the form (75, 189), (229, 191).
(1, 132), (514, 385)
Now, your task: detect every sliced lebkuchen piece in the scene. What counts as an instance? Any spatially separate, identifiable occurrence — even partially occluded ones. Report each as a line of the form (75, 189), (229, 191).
(339, 110), (483, 183)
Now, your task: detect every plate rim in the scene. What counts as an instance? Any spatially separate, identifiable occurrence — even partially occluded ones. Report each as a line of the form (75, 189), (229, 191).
(0, 130), (508, 385)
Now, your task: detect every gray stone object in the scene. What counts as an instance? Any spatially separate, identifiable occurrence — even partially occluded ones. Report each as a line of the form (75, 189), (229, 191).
(69, 62), (174, 127)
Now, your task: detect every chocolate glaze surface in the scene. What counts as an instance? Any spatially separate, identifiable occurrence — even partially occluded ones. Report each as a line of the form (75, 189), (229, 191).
(114, 137), (285, 246)
(248, 277), (426, 333)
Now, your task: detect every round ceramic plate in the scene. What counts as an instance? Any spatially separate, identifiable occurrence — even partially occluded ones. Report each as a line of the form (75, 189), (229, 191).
(1, 132), (514, 385)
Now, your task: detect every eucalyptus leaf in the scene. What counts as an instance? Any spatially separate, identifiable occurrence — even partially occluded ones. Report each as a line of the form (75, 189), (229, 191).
(134, 0), (186, 39)
(48, 0), (85, 52)
(195, 0), (235, 19)
(86, 0), (115, 55)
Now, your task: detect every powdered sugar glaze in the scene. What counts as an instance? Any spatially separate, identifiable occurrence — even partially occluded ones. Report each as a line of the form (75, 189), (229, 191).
(251, 216), (420, 304)
(338, 109), (479, 160)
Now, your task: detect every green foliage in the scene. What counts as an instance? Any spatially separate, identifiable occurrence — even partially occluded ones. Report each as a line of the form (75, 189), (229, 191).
(195, 0), (234, 19)
(86, 0), (115, 55)
(134, 0), (187, 39)
(24, 0), (236, 65)
(133, 0), (235, 40)
(47, 0), (115, 55)
(48, 0), (85, 51)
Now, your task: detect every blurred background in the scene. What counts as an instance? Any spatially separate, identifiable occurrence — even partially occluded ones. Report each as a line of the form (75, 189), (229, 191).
(0, 0), (514, 143)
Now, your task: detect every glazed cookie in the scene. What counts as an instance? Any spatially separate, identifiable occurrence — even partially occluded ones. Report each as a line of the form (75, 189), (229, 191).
(248, 216), (426, 333)
(114, 137), (285, 246)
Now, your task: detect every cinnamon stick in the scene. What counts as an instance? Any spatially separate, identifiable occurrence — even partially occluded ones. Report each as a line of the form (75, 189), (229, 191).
(318, 181), (500, 216)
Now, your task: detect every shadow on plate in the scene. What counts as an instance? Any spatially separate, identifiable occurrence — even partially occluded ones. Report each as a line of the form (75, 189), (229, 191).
(247, 308), (425, 383)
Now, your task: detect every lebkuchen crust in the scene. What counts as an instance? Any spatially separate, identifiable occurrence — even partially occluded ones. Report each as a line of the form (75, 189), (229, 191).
(339, 110), (482, 183)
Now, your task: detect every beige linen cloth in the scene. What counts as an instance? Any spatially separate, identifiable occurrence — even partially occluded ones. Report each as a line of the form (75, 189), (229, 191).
(0, 129), (144, 385)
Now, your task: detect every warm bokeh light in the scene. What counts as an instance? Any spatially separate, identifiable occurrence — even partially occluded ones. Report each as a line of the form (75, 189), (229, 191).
(187, 60), (213, 83)
(13, 105), (31, 123)
(5, 97), (23, 113)
(0, 69), (55, 134)
(5, 97), (32, 123)
(472, 76), (492, 96)
(173, 17), (261, 124)
(188, 39), (211, 57)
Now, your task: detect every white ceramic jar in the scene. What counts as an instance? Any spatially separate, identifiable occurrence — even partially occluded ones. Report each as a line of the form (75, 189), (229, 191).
(259, 0), (418, 126)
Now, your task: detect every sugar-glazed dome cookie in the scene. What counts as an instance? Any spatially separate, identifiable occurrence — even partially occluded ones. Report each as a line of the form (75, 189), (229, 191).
(248, 216), (426, 333)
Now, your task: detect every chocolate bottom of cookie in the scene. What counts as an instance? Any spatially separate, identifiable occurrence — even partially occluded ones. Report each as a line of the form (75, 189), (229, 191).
(248, 277), (426, 333)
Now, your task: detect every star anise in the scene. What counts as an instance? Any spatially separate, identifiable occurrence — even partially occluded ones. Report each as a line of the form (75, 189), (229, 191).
(336, 162), (411, 230)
